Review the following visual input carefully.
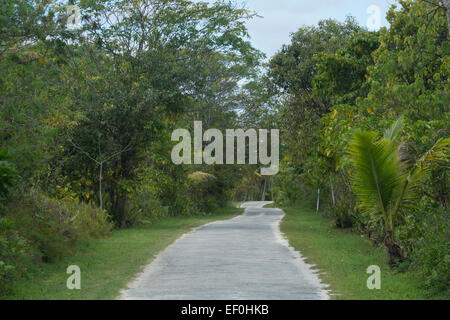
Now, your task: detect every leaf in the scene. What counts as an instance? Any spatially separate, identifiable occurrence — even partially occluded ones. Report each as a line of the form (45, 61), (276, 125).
(384, 116), (404, 145)
(348, 131), (403, 227)
(415, 138), (450, 170)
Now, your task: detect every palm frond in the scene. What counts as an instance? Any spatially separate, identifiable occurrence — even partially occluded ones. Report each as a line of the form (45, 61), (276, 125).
(398, 137), (450, 210)
(384, 117), (405, 145)
(348, 131), (404, 227)
(415, 138), (450, 170)
(400, 166), (427, 205)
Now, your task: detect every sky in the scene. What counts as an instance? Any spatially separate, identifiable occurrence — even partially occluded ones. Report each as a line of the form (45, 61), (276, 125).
(219, 0), (397, 58)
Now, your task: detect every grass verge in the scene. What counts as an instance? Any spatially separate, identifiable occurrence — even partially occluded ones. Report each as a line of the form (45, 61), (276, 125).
(229, 201), (245, 208)
(280, 205), (429, 300)
(7, 206), (243, 300)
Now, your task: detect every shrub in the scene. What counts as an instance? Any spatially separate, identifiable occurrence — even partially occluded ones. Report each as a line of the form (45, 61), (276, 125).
(333, 203), (354, 229)
(169, 196), (196, 216)
(0, 191), (112, 296)
(398, 198), (450, 297)
(272, 168), (305, 206)
(126, 185), (168, 226)
(71, 201), (113, 239)
(187, 172), (219, 213)
(0, 217), (32, 296)
(4, 192), (112, 262)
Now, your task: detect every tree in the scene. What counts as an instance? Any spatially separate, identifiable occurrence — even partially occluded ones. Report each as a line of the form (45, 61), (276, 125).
(313, 31), (380, 106)
(267, 18), (361, 178)
(361, 0), (450, 207)
(0, 0), (65, 58)
(349, 118), (450, 265)
(420, 0), (450, 32)
(56, 0), (262, 227)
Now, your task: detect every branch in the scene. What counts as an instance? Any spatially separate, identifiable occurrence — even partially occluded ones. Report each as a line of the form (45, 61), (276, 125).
(421, 0), (446, 10)
(102, 142), (132, 163)
(69, 137), (132, 165)
(69, 139), (100, 165)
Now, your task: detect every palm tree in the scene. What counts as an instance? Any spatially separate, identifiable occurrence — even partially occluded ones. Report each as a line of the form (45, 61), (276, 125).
(348, 118), (449, 266)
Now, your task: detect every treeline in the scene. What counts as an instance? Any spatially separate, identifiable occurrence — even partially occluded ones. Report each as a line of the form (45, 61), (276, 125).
(0, 0), (263, 295)
(245, 0), (449, 296)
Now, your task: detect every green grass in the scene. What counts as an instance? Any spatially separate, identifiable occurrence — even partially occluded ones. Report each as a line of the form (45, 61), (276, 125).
(7, 206), (243, 300)
(280, 205), (429, 300)
(263, 202), (276, 208)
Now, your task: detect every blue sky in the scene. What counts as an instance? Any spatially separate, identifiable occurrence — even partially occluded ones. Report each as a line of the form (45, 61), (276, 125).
(224, 0), (396, 58)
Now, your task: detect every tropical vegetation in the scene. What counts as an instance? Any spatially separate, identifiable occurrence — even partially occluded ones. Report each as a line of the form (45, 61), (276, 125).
(0, 0), (448, 298)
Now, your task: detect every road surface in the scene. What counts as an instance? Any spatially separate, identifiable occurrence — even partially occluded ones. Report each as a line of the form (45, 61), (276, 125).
(119, 201), (329, 300)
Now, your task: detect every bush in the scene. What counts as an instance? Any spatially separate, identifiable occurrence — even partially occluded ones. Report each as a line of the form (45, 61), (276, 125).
(169, 196), (196, 216)
(333, 203), (354, 229)
(399, 199), (450, 297)
(0, 191), (112, 297)
(3, 192), (112, 262)
(126, 185), (168, 226)
(187, 172), (220, 214)
(415, 236), (449, 297)
(0, 217), (32, 296)
(71, 201), (113, 239)
(272, 168), (305, 206)
(0, 191), (113, 296)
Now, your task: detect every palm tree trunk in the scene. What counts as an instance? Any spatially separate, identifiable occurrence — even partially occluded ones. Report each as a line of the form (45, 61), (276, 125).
(383, 230), (404, 266)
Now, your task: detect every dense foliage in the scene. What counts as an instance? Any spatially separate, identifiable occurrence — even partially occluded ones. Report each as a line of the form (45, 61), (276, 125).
(249, 0), (449, 296)
(0, 0), (448, 298)
(0, 0), (262, 295)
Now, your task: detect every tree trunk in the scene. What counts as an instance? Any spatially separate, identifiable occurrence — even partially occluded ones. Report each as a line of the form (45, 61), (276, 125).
(115, 195), (127, 229)
(384, 230), (404, 266)
(261, 179), (267, 201)
(269, 177), (274, 201)
(111, 183), (127, 229)
(99, 162), (103, 211)
(330, 177), (336, 207)
(316, 188), (320, 212)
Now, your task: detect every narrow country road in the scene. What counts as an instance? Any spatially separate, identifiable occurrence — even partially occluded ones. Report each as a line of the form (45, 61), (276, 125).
(119, 201), (329, 300)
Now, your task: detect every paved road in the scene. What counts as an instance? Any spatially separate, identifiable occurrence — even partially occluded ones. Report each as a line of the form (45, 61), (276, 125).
(119, 201), (329, 300)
